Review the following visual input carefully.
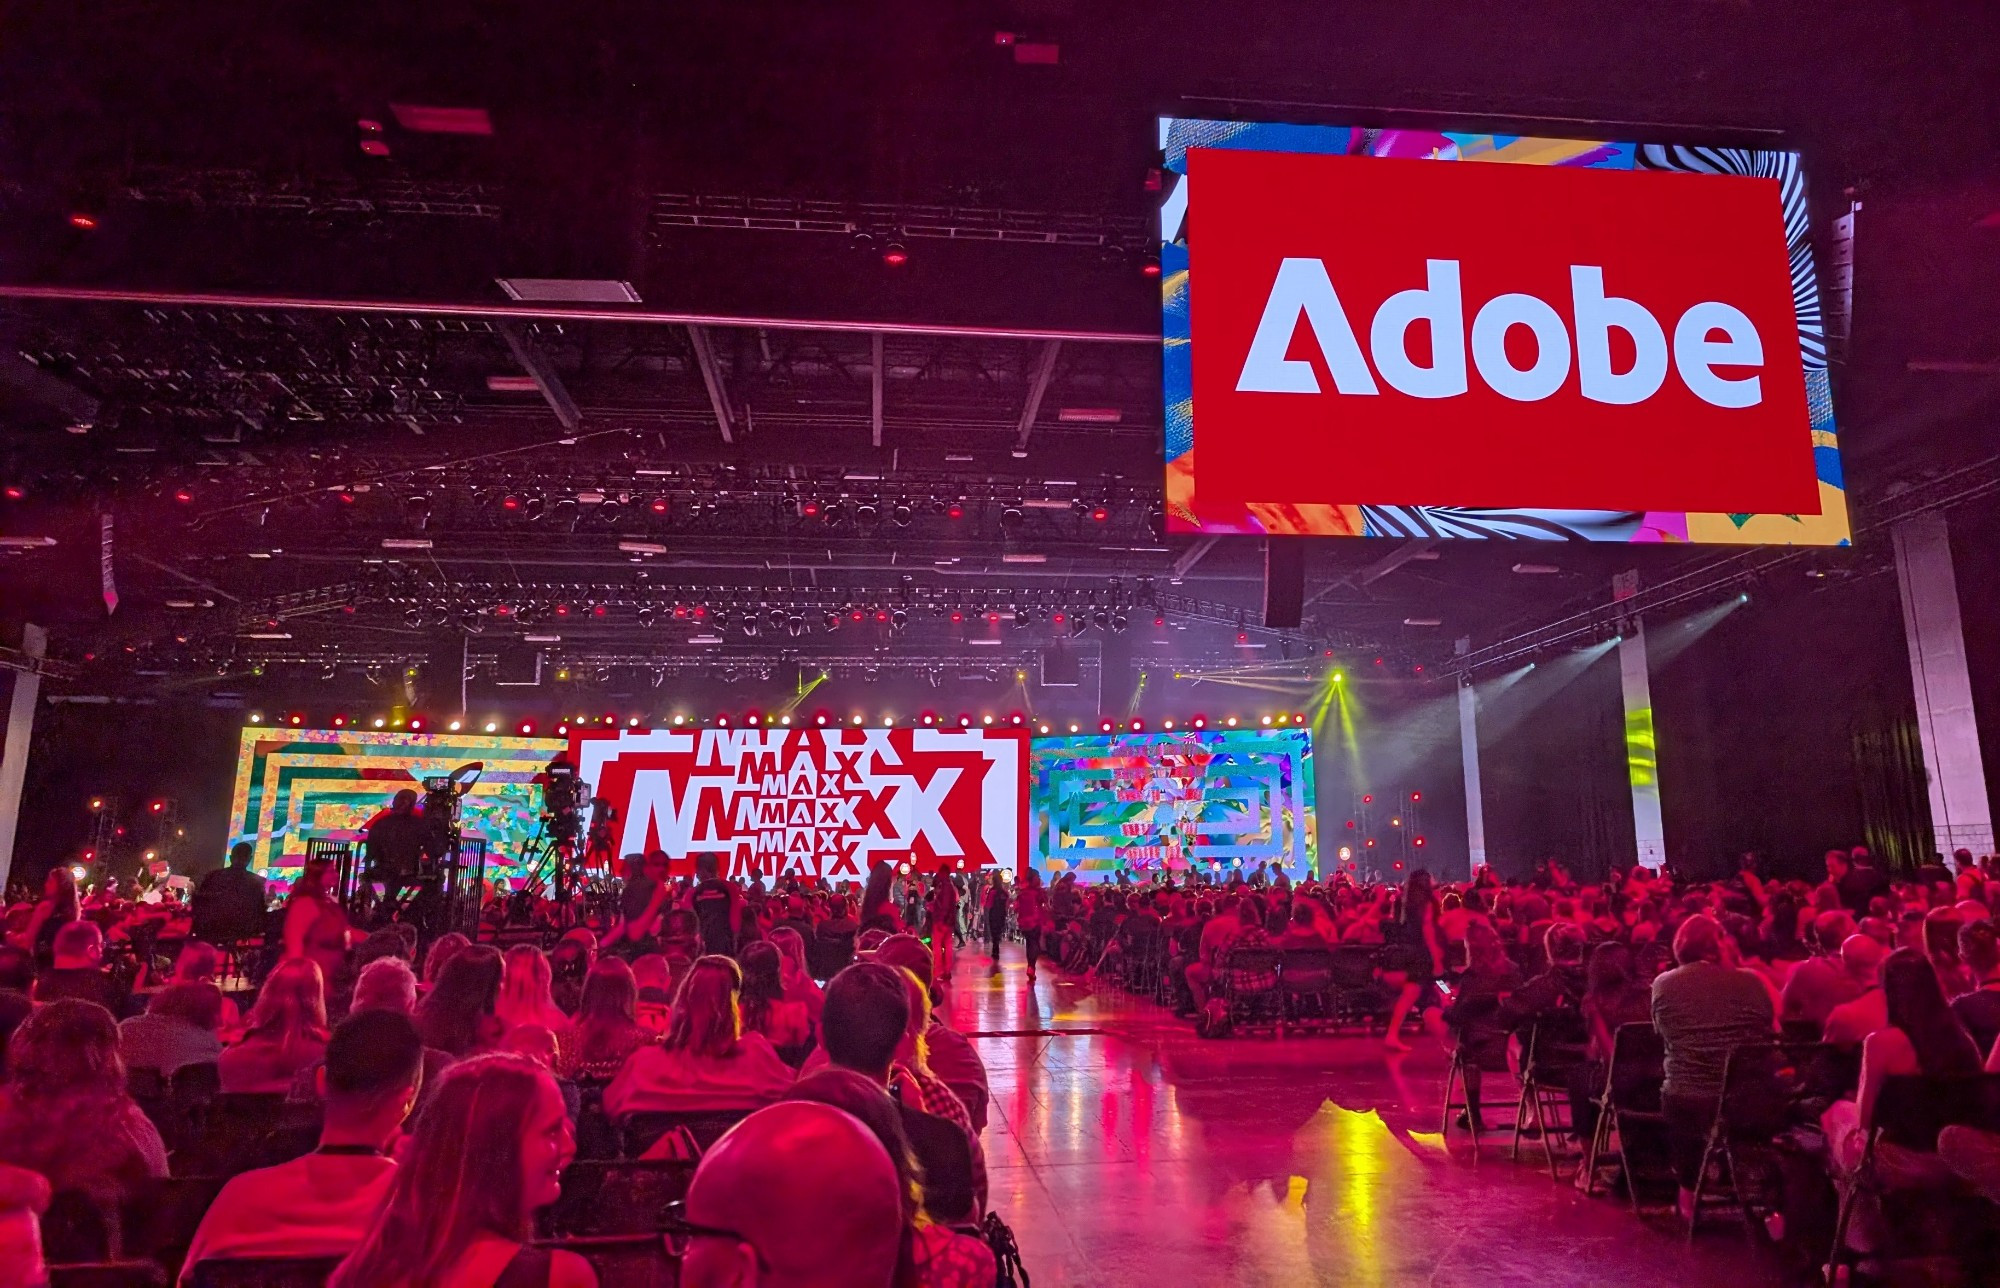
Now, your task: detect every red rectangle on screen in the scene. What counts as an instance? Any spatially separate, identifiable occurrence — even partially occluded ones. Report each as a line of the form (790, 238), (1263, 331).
(1187, 148), (1819, 516)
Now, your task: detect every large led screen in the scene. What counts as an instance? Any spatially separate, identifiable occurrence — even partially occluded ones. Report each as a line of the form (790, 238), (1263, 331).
(228, 729), (567, 880)
(570, 728), (1026, 881)
(1160, 117), (1848, 544)
(1029, 730), (1316, 883)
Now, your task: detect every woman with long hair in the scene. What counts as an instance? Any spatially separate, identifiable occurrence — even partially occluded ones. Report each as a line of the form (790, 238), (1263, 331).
(1823, 947), (1982, 1177)
(418, 944), (505, 1058)
(422, 932), (471, 992)
(330, 1055), (594, 1288)
(1016, 868), (1050, 985)
(603, 955), (793, 1116)
(767, 925), (825, 1027)
(496, 945), (571, 1034)
(1381, 868), (1444, 1052)
(737, 940), (811, 1053)
(219, 957), (330, 1092)
(0, 1000), (166, 1204)
(861, 860), (902, 935)
(1432, 920), (1522, 1133)
(557, 959), (650, 1081)
(7, 867), (81, 968)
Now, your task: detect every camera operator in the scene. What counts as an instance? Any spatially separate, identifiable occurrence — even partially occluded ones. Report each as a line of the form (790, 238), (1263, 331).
(363, 789), (445, 921)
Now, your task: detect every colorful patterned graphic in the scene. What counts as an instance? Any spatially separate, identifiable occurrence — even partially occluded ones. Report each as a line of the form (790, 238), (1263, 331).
(1159, 117), (1850, 545)
(228, 729), (566, 879)
(1030, 730), (1316, 882)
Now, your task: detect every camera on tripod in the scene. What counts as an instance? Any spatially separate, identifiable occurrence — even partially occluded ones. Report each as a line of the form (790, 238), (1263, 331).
(542, 755), (590, 845)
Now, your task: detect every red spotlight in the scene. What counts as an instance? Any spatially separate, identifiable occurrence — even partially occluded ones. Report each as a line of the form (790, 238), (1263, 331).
(1010, 713), (1024, 725)
(1374, 657), (1384, 666)
(717, 714), (730, 727)
(288, 714), (304, 726)
(1236, 632), (1249, 644)
(519, 722), (535, 735)
(554, 604), (572, 617)
(1141, 254), (1161, 277)
(881, 240), (909, 267)
(672, 604), (689, 619)
(874, 610), (888, 622)
(592, 605), (607, 618)
(331, 714), (347, 727)
(1362, 794), (1374, 804)
(1414, 665), (1424, 673)
(801, 500), (821, 517)
(1153, 616), (1166, 628)
(556, 723), (569, 735)
(1129, 719), (1144, 732)
(921, 714), (936, 726)
(946, 502), (965, 520)
(173, 488), (194, 504)
(1099, 720), (1113, 733)
(1365, 838), (1377, 849)
(1414, 836), (1426, 847)
(1191, 716), (1206, 729)
(1052, 612), (1066, 625)
(1346, 819), (1356, 830)
(68, 212), (99, 230)
(986, 612), (1001, 624)
(1393, 860), (1404, 870)
(949, 611), (963, 624)
(1410, 791), (1422, 803)
(501, 494), (522, 511)
(2, 486), (23, 500)
(649, 496), (670, 514)
(851, 610), (866, 622)
(494, 604), (512, 617)
(409, 717), (425, 731)
(1089, 506), (1109, 522)
(692, 604), (708, 619)
(1293, 713), (1304, 724)
(149, 800), (165, 814)
(814, 714), (828, 726)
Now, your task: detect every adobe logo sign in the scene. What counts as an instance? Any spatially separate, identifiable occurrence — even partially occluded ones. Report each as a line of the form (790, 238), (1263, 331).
(1189, 148), (1819, 516)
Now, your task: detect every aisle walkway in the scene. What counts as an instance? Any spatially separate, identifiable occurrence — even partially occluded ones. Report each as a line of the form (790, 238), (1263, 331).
(947, 944), (1784, 1288)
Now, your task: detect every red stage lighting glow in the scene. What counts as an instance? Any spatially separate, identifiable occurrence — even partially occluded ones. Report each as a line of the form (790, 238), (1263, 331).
(692, 605), (707, 618)
(1362, 794), (1374, 804)
(173, 489), (193, 504)
(555, 604), (572, 617)
(68, 213), (99, 230)
(649, 497), (669, 514)
(501, 495), (522, 511)
(1411, 791), (1422, 802)
(949, 611), (963, 623)
(801, 500), (821, 517)
(946, 503), (965, 519)
(882, 242), (909, 267)
(592, 605), (607, 617)
(874, 610), (889, 622)
(1191, 716), (1206, 729)
(337, 491), (357, 505)
(1129, 720), (1144, 732)
(1237, 632), (1249, 644)
(1414, 836), (1426, 847)
(519, 722), (534, 735)
(1099, 720), (1114, 732)
(2, 486), (23, 500)
(1052, 612), (1066, 624)
(1089, 506), (1109, 522)
(409, 718), (424, 731)
(332, 715), (347, 727)
(851, 610), (866, 622)
(288, 714), (304, 726)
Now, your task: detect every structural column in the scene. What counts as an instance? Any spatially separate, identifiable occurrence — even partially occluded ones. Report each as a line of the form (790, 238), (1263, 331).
(1893, 513), (1994, 855)
(0, 625), (47, 892)
(1618, 624), (1667, 870)
(1457, 677), (1487, 877)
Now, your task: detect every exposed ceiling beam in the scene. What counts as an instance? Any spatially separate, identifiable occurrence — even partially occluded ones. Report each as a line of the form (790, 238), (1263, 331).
(0, 351), (101, 424)
(870, 332), (884, 449)
(1169, 535), (1220, 582)
(497, 323), (581, 432)
(1014, 339), (1063, 453)
(686, 325), (735, 444)
(0, 283), (1155, 344)
(1305, 541), (1438, 607)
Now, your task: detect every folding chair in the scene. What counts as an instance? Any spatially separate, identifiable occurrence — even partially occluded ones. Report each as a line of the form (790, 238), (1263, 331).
(1278, 948), (1337, 1032)
(1220, 946), (1285, 1036)
(1440, 1041), (1519, 1159)
(1685, 1040), (1817, 1243)
(1580, 1022), (1667, 1207)
(619, 1108), (752, 1156)
(542, 1159), (697, 1237)
(1511, 1011), (1588, 1179)
(1327, 946), (1385, 1032)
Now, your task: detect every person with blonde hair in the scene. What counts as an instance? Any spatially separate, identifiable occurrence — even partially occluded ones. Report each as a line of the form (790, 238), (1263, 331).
(604, 955), (793, 1116)
(220, 957), (330, 1093)
(496, 945), (571, 1034)
(330, 1054), (595, 1288)
(766, 926), (825, 1028)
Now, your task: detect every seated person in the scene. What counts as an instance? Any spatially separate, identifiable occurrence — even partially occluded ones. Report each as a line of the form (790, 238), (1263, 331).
(1823, 934), (1890, 1046)
(631, 954), (675, 1036)
(872, 936), (989, 1133)
(329, 1054), (596, 1288)
(674, 1100), (901, 1288)
(168, 940), (243, 1032)
(557, 959), (652, 1081)
(33, 921), (127, 1014)
(604, 955), (794, 1117)
(1779, 911), (1862, 1029)
(119, 982), (224, 1076)
(1950, 920), (2000, 1058)
(1433, 922), (1522, 1134)
(220, 957), (330, 1093)
(180, 1010), (424, 1279)
(1276, 902), (1330, 950)
(0, 1000), (167, 1203)
(738, 942), (811, 1052)
(191, 842), (269, 946)
(0, 947), (34, 1074)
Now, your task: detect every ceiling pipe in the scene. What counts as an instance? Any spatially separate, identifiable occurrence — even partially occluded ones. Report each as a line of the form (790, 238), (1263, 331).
(0, 283), (1156, 346)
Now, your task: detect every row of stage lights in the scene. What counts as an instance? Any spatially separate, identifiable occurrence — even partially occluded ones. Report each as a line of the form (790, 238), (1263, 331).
(244, 711), (1315, 735)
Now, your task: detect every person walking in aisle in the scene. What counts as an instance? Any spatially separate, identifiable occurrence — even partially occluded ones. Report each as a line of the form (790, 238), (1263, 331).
(981, 872), (1011, 972)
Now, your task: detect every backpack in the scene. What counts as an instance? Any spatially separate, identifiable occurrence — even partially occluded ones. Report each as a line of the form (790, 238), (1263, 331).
(983, 1211), (1030, 1288)
(1195, 996), (1233, 1039)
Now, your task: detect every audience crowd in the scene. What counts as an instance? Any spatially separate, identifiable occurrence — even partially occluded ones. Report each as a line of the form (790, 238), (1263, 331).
(2, 841), (1998, 1284)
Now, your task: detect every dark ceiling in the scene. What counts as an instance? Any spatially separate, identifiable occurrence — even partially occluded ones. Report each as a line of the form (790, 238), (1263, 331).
(2, 0), (1998, 708)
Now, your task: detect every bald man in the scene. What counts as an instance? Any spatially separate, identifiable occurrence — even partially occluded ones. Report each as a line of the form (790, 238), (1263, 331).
(678, 1101), (903, 1288)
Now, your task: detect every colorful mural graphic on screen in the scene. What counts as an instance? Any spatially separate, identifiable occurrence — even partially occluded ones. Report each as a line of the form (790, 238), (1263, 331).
(1159, 116), (1849, 544)
(227, 729), (566, 880)
(1030, 730), (1316, 882)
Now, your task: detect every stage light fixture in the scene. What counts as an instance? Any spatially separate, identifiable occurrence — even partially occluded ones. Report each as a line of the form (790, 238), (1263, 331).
(748, 713), (762, 726)
(483, 721), (498, 733)
(1129, 719), (1143, 732)
(332, 715), (348, 727)
(1261, 715), (1273, 726)
(1001, 503), (1024, 527)
(519, 722), (535, 734)
(1293, 713), (1304, 724)
(1363, 794), (1375, 805)
(248, 713), (263, 724)
(1100, 720), (1113, 732)
(1068, 723), (1080, 733)
(1191, 716), (1206, 729)
(882, 238), (909, 267)
(288, 714), (304, 726)
(1411, 791), (1422, 802)
(891, 501), (913, 526)
(369, 716), (385, 728)
(1414, 836), (1426, 847)
(1089, 505), (1109, 522)
(1038, 723), (1051, 734)
(556, 723), (569, 735)
(959, 716), (972, 727)
(1141, 253), (1161, 277)
(173, 488), (194, 504)
(673, 714), (687, 726)
(1225, 716), (1238, 727)
(851, 713), (864, 725)
(949, 611), (964, 624)
(946, 502), (965, 520)
(1162, 719), (1175, 730)
(447, 719), (462, 731)
(981, 714), (994, 725)
(1237, 632), (1249, 644)
(1333, 671), (1344, 683)
(1391, 817), (1401, 827)
(1010, 714), (1023, 725)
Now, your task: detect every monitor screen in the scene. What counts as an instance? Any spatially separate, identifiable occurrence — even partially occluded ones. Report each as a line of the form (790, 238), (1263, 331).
(227, 728), (565, 881)
(1160, 118), (1847, 545)
(1029, 729), (1316, 883)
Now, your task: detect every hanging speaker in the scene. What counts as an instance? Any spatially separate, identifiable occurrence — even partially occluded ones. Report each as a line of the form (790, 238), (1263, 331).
(1264, 538), (1304, 629)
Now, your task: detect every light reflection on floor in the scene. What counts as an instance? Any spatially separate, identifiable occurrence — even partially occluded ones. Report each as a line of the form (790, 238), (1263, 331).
(950, 945), (1786, 1288)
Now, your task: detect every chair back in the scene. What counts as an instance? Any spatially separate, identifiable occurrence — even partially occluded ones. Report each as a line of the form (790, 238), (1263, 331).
(1223, 947), (1283, 993)
(185, 1255), (342, 1288)
(898, 1104), (978, 1224)
(618, 1108), (751, 1156)
(1872, 1073), (2000, 1153)
(121, 1175), (232, 1279)
(541, 1159), (696, 1237)
(1328, 946), (1380, 988)
(1279, 948), (1336, 991)
(1714, 1041), (1802, 1140)
(1605, 1022), (1665, 1112)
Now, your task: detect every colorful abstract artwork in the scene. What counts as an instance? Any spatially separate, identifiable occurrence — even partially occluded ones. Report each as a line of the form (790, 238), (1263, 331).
(1159, 116), (1850, 544)
(1029, 730), (1316, 882)
(227, 729), (566, 879)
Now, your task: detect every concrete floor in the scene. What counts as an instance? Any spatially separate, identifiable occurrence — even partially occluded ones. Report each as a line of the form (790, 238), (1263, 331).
(947, 945), (1787, 1288)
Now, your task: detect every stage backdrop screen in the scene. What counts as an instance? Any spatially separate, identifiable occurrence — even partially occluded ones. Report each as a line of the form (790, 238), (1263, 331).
(1030, 729), (1316, 883)
(571, 728), (1026, 881)
(228, 729), (565, 880)
(1160, 117), (1848, 545)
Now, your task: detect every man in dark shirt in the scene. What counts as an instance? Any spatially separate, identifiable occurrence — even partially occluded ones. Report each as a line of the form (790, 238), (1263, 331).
(1836, 846), (1890, 916)
(606, 852), (666, 949)
(33, 920), (128, 1015)
(1952, 921), (2000, 1060)
(192, 842), (269, 944)
(364, 790), (444, 918)
(687, 852), (743, 957)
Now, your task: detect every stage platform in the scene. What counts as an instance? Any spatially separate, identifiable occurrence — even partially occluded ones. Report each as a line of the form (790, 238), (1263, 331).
(951, 946), (1786, 1288)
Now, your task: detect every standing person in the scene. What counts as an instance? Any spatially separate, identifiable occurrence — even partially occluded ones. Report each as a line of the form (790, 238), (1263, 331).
(329, 1055), (595, 1288)
(1381, 870), (1444, 1052)
(604, 853), (667, 951)
(283, 856), (351, 984)
(1015, 870), (1050, 986)
(362, 790), (444, 923)
(5, 868), (80, 969)
(192, 843), (269, 947)
(927, 871), (960, 981)
(980, 872), (1011, 971)
(687, 854), (743, 958)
